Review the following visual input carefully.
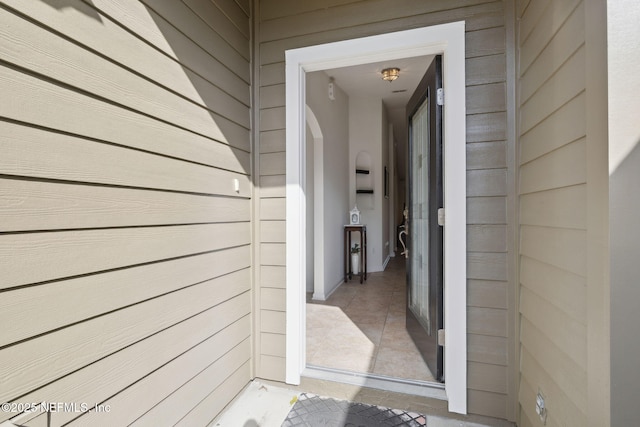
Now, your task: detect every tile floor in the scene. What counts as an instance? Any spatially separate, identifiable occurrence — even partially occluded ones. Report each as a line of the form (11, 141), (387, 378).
(306, 256), (435, 382)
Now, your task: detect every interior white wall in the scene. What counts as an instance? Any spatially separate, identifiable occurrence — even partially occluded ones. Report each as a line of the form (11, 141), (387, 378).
(349, 97), (385, 272)
(608, 0), (640, 424)
(388, 124), (396, 256)
(381, 106), (391, 264)
(306, 71), (349, 300)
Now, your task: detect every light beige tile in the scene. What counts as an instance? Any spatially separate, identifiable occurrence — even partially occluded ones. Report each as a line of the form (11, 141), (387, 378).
(307, 256), (437, 381)
(373, 346), (434, 381)
(311, 345), (376, 373)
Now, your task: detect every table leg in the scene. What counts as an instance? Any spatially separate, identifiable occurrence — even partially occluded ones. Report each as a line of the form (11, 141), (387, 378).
(344, 229), (348, 282)
(363, 228), (367, 281)
(348, 231), (352, 280)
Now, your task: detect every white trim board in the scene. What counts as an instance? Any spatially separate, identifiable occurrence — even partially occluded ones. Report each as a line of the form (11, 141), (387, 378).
(285, 22), (467, 414)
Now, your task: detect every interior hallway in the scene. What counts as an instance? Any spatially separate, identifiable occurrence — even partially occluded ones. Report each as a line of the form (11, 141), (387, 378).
(306, 255), (435, 382)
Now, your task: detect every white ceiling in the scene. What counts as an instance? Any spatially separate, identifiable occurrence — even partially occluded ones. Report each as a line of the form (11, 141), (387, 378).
(321, 55), (434, 180)
(324, 55), (434, 109)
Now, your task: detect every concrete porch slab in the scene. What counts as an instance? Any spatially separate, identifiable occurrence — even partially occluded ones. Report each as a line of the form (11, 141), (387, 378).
(212, 379), (515, 427)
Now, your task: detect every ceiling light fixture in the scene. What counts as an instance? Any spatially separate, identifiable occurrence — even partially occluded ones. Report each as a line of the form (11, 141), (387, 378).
(381, 67), (400, 82)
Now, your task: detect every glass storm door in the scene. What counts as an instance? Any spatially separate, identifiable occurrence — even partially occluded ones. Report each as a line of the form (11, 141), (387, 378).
(406, 55), (444, 382)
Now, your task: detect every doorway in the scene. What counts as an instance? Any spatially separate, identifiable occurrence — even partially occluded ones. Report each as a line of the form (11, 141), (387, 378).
(285, 22), (467, 414)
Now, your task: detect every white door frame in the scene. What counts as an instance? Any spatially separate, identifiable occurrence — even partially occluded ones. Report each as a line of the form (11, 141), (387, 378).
(285, 22), (467, 414)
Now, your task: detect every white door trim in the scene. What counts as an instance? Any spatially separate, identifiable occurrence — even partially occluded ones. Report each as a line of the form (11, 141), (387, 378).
(285, 22), (467, 414)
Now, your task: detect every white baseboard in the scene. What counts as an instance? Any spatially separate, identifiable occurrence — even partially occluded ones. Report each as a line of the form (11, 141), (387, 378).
(382, 254), (391, 270)
(312, 278), (344, 301)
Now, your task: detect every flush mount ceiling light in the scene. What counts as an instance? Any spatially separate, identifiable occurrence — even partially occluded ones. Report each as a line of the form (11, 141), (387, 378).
(381, 67), (400, 82)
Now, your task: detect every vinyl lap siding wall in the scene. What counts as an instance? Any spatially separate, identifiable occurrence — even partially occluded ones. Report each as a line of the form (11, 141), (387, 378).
(256, 0), (516, 420)
(516, 0), (592, 425)
(0, 0), (252, 425)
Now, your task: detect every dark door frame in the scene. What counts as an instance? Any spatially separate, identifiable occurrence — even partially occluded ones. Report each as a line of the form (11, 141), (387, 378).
(406, 55), (444, 381)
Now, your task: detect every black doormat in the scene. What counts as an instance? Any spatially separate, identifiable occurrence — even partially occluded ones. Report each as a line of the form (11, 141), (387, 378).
(281, 393), (427, 427)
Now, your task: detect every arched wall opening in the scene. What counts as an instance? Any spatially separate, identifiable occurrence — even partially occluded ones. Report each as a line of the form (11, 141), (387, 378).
(304, 105), (326, 300)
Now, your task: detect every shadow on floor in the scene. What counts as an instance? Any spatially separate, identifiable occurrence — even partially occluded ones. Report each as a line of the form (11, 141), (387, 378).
(306, 256), (434, 382)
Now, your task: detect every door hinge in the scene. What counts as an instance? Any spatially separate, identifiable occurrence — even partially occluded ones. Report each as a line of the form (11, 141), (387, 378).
(436, 87), (444, 106)
(437, 208), (445, 226)
(437, 329), (446, 347)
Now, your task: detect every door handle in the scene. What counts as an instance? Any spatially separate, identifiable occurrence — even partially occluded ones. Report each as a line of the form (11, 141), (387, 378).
(399, 207), (409, 258)
(399, 228), (408, 258)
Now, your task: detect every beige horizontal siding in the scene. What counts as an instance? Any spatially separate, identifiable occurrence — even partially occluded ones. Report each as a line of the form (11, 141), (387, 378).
(468, 334), (509, 365)
(0, 223), (250, 289)
(73, 339), (252, 426)
(0, 1), (252, 425)
(519, 0), (581, 73)
(1, 273), (250, 407)
(466, 82), (506, 114)
(467, 169), (508, 197)
(466, 27), (505, 58)
(259, 355), (287, 381)
(260, 129), (287, 152)
(520, 317), (587, 410)
(467, 197), (507, 224)
(261, 310), (286, 334)
(519, 184), (587, 229)
(520, 47), (586, 135)
(519, 93), (586, 165)
(466, 53), (506, 85)
(0, 179), (250, 232)
(260, 199), (286, 220)
(468, 279), (509, 309)
(256, 0), (515, 419)
(260, 0), (498, 42)
(173, 361), (252, 426)
(520, 226), (587, 276)
(260, 3), (505, 65)
(467, 112), (507, 143)
(517, 0), (589, 425)
(0, 122), (250, 195)
(17, 300), (250, 426)
(0, 68), (250, 165)
(520, 256), (587, 323)
(468, 225), (508, 252)
(261, 265), (287, 288)
(261, 220), (287, 242)
(260, 0), (361, 21)
(260, 175), (287, 197)
(0, 6), (249, 132)
(467, 141), (507, 170)
(519, 3), (585, 104)
(520, 347), (587, 426)
(0, 248), (250, 347)
(2, 0), (250, 107)
(184, 0), (250, 59)
(468, 389), (509, 420)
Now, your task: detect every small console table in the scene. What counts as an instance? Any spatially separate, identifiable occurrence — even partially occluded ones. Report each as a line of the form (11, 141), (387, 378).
(344, 224), (367, 284)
